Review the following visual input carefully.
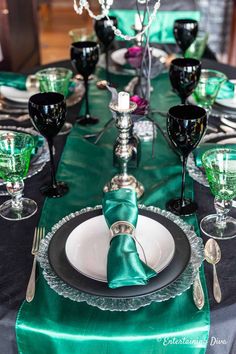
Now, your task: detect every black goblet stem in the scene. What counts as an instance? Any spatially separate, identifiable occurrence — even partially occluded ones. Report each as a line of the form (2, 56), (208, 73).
(180, 155), (188, 209)
(105, 48), (110, 82)
(47, 138), (57, 189)
(84, 78), (90, 118)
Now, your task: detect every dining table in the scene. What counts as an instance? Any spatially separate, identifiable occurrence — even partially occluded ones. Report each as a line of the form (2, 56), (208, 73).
(0, 52), (236, 354)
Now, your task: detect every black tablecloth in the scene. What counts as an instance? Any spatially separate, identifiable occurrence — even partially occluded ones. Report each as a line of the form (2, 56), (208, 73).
(0, 59), (236, 354)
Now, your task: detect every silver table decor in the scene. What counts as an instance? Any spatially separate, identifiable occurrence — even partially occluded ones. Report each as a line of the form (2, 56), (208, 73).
(104, 101), (144, 198)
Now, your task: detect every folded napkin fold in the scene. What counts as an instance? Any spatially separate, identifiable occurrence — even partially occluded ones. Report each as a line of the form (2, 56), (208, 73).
(194, 143), (236, 167)
(0, 72), (28, 90)
(217, 80), (235, 100)
(102, 188), (156, 289)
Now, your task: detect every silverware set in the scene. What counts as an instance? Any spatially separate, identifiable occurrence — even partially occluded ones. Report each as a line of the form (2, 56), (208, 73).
(26, 227), (45, 302)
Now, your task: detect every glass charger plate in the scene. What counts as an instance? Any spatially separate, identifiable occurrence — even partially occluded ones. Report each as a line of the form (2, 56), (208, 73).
(0, 80), (84, 108)
(0, 126), (49, 186)
(38, 205), (204, 311)
(188, 132), (236, 187)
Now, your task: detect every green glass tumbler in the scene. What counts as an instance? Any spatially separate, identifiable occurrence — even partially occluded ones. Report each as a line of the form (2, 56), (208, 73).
(200, 148), (236, 239)
(0, 131), (38, 220)
(36, 67), (72, 97)
(185, 32), (209, 60)
(36, 67), (73, 134)
(193, 69), (227, 112)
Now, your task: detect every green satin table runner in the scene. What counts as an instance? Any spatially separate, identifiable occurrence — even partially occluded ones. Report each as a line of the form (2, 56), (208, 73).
(16, 68), (210, 354)
(103, 188), (156, 288)
(109, 10), (200, 43)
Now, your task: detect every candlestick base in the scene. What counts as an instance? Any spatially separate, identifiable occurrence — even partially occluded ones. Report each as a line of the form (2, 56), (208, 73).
(104, 174), (144, 199)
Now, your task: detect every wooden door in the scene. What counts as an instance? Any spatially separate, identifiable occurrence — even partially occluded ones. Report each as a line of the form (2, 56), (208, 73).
(0, 0), (40, 71)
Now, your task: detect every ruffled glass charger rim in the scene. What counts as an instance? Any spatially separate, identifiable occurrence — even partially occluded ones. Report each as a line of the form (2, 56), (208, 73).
(38, 205), (204, 312)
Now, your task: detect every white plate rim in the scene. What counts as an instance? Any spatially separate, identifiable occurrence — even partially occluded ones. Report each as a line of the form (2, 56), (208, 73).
(111, 47), (167, 66)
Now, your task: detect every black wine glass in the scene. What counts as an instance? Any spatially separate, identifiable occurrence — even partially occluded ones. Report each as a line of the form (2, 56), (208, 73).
(28, 92), (69, 198)
(169, 58), (201, 104)
(166, 104), (207, 216)
(173, 19), (198, 55)
(94, 16), (117, 82)
(71, 41), (99, 125)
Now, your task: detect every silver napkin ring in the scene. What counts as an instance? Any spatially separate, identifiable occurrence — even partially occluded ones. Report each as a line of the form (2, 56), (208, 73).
(110, 221), (135, 242)
(26, 75), (40, 92)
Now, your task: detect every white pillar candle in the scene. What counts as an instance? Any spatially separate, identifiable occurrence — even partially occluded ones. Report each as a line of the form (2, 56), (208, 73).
(135, 13), (143, 31)
(118, 92), (130, 110)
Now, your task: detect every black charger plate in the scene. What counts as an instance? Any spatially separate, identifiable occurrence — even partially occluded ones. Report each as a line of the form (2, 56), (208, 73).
(48, 208), (191, 298)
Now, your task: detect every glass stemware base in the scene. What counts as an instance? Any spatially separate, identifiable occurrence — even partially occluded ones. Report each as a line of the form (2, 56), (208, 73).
(166, 198), (198, 216)
(0, 198), (38, 221)
(76, 115), (99, 125)
(200, 214), (236, 240)
(40, 181), (69, 198)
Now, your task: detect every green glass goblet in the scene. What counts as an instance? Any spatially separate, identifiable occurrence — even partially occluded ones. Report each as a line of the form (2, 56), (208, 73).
(193, 69), (227, 112)
(185, 32), (209, 60)
(0, 131), (38, 220)
(200, 148), (236, 240)
(36, 67), (73, 135)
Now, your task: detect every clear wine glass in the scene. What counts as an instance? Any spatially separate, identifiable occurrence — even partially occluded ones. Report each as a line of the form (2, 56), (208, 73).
(169, 58), (201, 104)
(0, 131), (38, 220)
(200, 148), (236, 240)
(70, 41), (99, 125)
(173, 19), (198, 56)
(166, 104), (207, 216)
(28, 92), (69, 198)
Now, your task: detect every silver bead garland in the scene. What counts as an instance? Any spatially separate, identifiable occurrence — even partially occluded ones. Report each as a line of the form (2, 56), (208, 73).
(73, 0), (161, 41)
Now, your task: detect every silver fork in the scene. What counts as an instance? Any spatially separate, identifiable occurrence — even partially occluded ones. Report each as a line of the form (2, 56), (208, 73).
(0, 114), (30, 122)
(26, 227), (45, 302)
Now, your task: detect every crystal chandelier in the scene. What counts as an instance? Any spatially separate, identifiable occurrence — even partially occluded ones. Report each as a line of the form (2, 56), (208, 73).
(73, 0), (161, 41)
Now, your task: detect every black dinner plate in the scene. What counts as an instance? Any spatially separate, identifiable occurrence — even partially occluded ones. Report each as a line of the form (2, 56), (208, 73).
(48, 208), (191, 298)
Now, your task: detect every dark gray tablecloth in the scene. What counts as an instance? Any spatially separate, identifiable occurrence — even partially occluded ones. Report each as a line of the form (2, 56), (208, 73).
(0, 58), (236, 354)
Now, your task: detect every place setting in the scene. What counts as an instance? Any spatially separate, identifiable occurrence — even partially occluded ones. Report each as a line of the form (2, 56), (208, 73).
(3, 2), (236, 353)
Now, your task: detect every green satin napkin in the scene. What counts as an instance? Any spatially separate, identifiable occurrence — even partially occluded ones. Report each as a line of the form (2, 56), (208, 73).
(0, 72), (27, 90)
(217, 80), (235, 100)
(103, 188), (156, 289)
(194, 143), (236, 167)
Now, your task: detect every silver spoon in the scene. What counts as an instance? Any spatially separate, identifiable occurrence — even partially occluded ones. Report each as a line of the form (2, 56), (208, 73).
(204, 239), (222, 303)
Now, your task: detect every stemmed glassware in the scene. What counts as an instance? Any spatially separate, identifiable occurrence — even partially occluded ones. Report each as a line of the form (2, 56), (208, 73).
(200, 148), (236, 240)
(169, 58), (201, 104)
(28, 92), (69, 198)
(0, 131), (37, 220)
(173, 19), (198, 56)
(36, 67), (73, 135)
(166, 104), (207, 216)
(193, 69), (227, 112)
(94, 16), (117, 82)
(70, 41), (99, 125)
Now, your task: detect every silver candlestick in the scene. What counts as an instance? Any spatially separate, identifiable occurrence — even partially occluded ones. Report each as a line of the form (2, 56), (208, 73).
(104, 101), (144, 198)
